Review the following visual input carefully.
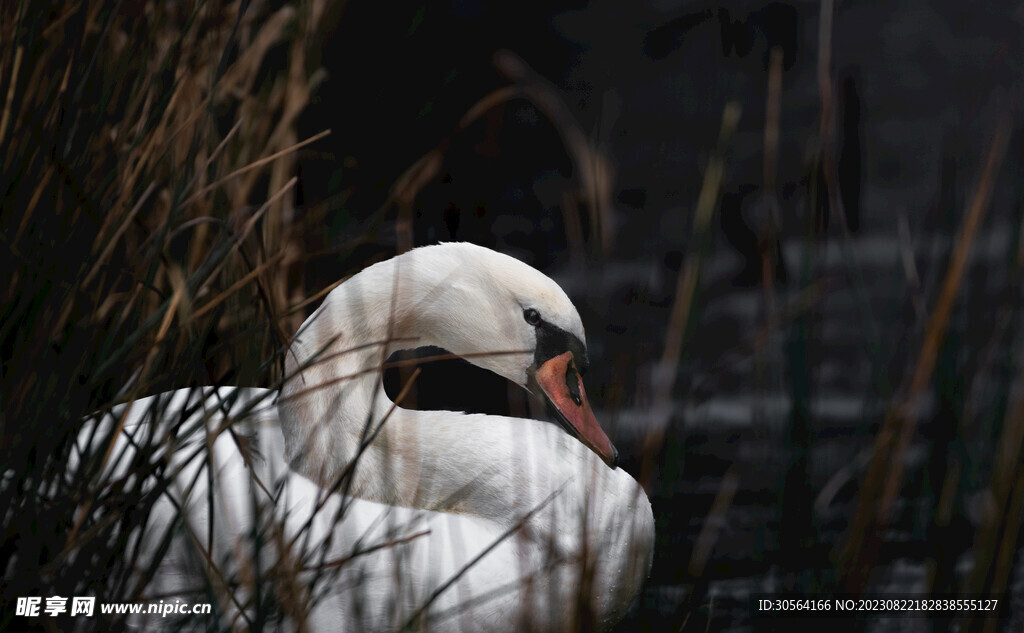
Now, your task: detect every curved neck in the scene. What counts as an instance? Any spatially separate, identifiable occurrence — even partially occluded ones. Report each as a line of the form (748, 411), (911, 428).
(278, 248), (611, 528)
(280, 255), (439, 496)
(274, 246), (652, 625)
(279, 252), (537, 515)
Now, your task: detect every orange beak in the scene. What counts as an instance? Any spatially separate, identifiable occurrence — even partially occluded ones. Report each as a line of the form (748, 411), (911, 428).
(534, 351), (618, 468)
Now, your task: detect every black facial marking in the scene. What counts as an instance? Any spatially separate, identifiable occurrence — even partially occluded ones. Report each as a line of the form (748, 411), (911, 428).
(533, 320), (588, 374)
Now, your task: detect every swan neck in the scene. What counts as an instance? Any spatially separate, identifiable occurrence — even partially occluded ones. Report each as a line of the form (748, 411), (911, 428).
(279, 256), (450, 498)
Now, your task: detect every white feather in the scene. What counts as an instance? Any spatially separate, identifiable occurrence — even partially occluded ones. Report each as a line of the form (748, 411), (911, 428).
(75, 243), (654, 632)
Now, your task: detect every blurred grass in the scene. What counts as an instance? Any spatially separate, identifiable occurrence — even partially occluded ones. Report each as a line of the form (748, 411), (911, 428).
(0, 0), (329, 629)
(645, 4), (1022, 629)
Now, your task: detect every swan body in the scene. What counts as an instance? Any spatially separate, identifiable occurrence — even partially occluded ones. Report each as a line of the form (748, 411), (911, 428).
(74, 243), (654, 631)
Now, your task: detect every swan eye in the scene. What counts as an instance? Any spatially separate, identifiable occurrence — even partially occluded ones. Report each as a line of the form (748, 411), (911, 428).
(523, 308), (542, 326)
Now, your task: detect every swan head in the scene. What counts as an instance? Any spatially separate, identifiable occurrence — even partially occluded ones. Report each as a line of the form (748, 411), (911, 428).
(404, 243), (619, 468)
(286, 242), (619, 470)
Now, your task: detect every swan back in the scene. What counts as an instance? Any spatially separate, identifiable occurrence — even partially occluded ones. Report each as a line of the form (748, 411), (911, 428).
(83, 244), (655, 631)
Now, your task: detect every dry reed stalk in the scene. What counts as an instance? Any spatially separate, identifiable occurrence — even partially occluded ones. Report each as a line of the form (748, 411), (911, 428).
(814, 0), (884, 401)
(688, 468), (740, 580)
(384, 56), (621, 264)
(639, 104), (740, 489)
(657, 103), (741, 405)
(840, 118), (1010, 591)
(760, 46), (784, 298)
(964, 326), (1024, 633)
(1, 2), (333, 629)
(954, 408), (1019, 633)
(494, 50), (617, 257)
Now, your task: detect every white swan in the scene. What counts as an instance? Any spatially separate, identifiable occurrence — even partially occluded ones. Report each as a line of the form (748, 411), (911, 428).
(75, 242), (654, 632)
